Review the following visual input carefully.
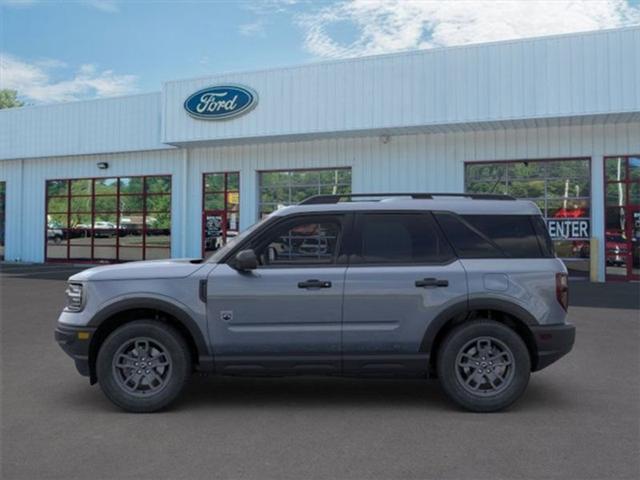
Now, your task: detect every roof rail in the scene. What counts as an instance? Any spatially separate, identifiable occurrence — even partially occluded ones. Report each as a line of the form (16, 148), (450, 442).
(298, 192), (516, 205)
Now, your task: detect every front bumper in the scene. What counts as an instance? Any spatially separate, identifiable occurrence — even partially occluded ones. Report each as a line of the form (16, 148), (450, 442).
(530, 323), (576, 371)
(54, 324), (96, 378)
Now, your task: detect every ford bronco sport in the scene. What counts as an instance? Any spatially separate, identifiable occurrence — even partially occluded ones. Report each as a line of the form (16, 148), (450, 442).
(55, 193), (575, 413)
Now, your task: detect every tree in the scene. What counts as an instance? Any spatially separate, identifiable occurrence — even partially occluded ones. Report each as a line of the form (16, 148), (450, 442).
(0, 90), (24, 109)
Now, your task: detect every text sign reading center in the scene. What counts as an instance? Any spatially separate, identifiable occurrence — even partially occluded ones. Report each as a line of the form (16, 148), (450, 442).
(546, 219), (590, 240)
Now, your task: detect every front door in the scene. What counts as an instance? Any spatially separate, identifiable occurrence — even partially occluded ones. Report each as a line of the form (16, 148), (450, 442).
(207, 213), (349, 374)
(342, 212), (468, 375)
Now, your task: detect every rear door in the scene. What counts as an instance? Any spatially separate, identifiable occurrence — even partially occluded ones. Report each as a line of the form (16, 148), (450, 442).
(341, 212), (468, 375)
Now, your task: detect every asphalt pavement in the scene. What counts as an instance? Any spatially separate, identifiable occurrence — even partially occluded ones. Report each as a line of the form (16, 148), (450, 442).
(1, 264), (639, 480)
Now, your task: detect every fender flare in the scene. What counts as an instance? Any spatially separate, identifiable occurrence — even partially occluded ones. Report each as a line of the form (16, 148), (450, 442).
(419, 298), (538, 354)
(87, 296), (213, 371)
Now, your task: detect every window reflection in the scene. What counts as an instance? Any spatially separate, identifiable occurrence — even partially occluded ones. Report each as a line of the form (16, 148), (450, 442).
(202, 172), (240, 255)
(604, 156), (640, 279)
(258, 168), (352, 218)
(45, 176), (171, 262)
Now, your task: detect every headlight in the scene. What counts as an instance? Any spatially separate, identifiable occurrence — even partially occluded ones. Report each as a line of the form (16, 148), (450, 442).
(65, 283), (84, 312)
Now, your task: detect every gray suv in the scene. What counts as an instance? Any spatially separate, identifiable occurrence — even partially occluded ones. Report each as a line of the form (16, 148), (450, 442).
(55, 193), (575, 413)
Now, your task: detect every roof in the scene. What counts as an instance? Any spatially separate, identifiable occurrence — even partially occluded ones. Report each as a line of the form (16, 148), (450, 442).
(2, 26), (639, 161)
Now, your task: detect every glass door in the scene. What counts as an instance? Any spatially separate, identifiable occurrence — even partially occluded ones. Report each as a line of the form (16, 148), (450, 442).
(604, 156), (640, 281)
(202, 172), (239, 257)
(631, 207), (640, 280)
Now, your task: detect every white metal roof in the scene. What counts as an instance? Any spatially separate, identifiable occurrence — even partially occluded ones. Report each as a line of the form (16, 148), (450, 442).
(1, 26), (639, 161)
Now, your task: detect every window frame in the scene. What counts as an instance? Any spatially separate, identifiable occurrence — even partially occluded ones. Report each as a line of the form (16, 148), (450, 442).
(464, 157), (592, 274)
(349, 211), (457, 267)
(44, 175), (172, 263)
(257, 167), (352, 218)
(201, 171), (240, 257)
(603, 155), (640, 281)
(464, 157), (592, 226)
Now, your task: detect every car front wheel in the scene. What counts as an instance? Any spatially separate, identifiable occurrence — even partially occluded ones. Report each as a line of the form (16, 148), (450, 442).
(437, 320), (531, 412)
(96, 320), (191, 413)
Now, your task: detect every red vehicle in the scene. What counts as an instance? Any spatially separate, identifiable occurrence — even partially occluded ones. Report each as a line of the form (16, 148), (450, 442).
(604, 231), (628, 266)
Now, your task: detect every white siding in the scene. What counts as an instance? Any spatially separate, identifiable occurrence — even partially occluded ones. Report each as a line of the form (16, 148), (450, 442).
(2, 121), (639, 280)
(0, 160), (23, 261)
(163, 27), (640, 145)
(0, 149), (185, 262)
(0, 93), (170, 161)
(177, 121), (639, 281)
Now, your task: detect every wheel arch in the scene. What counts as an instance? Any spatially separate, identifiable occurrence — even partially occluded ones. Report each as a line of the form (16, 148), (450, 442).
(421, 299), (539, 375)
(87, 298), (213, 384)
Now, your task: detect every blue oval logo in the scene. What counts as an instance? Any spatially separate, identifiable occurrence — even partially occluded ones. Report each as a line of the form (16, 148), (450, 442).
(184, 85), (258, 120)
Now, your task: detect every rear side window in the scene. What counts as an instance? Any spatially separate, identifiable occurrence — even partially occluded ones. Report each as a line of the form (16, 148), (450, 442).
(435, 213), (553, 258)
(462, 215), (546, 258)
(434, 213), (501, 258)
(355, 213), (454, 264)
(531, 215), (555, 257)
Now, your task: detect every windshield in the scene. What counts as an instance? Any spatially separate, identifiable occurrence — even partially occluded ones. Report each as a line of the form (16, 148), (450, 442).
(205, 215), (272, 263)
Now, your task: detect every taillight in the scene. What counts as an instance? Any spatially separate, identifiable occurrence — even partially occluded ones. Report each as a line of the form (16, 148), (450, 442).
(556, 273), (569, 311)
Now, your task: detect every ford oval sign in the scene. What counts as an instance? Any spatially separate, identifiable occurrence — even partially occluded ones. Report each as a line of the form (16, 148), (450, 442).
(184, 85), (258, 120)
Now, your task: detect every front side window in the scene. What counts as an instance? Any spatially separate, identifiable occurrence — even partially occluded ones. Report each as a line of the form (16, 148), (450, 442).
(355, 213), (454, 264)
(254, 216), (343, 266)
(258, 168), (351, 218)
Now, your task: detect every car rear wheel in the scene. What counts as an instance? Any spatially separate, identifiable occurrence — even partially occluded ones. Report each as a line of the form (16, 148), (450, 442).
(96, 320), (191, 413)
(437, 320), (530, 412)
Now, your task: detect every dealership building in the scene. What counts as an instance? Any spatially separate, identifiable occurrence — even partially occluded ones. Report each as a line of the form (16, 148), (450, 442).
(0, 27), (639, 281)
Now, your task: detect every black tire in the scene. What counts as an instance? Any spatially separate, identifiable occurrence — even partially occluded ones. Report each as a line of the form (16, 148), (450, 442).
(96, 320), (191, 413)
(437, 320), (530, 412)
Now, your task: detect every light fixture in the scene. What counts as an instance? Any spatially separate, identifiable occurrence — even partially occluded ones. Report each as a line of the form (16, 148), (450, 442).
(97, 162), (109, 170)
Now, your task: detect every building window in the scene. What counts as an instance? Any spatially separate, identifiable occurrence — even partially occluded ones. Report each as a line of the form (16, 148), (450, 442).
(202, 172), (239, 255)
(465, 158), (591, 277)
(604, 156), (640, 280)
(46, 175), (171, 263)
(258, 168), (352, 217)
(0, 181), (5, 260)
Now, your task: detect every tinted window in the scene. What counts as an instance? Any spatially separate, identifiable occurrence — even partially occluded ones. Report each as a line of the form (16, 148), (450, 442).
(356, 213), (454, 264)
(435, 213), (551, 258)
(256, 217), (342, 266)
(434, 213), (501, 258)
(531, 215), (555, 257)
(463, 215), (546, 258)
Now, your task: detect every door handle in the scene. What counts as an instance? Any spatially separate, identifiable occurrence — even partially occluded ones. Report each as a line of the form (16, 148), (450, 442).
(415, 278), (449, 288)
(298, 279), (332, 289)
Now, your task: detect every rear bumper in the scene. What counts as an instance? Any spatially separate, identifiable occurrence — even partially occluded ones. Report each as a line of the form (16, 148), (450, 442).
(530, 323), (575, 371)
(54, 324), (96, 378)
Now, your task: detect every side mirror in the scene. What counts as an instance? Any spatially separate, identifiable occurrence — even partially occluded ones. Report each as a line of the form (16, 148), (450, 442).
(234, 249), (258, 271)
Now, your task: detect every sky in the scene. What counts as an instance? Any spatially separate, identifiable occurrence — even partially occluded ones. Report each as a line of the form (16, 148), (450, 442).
(1, 0), (640, 105)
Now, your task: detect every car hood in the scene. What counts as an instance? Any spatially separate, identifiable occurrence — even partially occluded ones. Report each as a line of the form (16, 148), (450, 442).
(69, 258), (206, 282)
